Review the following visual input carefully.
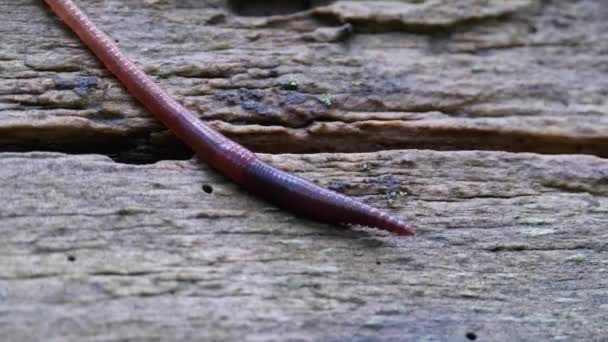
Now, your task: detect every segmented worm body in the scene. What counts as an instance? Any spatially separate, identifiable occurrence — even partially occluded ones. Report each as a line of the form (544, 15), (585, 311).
(43, 0), (415, 236)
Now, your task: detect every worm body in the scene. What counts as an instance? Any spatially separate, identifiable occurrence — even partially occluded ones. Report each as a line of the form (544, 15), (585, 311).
(43, 0), (415, 236)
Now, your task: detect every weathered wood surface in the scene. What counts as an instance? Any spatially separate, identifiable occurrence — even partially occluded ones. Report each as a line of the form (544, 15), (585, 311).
(1, 151), (607, 341)
(1, 0), (606, 162)
(1, 0), (608, 340)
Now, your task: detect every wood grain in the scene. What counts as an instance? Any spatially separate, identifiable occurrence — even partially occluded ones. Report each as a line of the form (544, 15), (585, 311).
(1, 150), (607, 340)
(1, 0), (606, 162)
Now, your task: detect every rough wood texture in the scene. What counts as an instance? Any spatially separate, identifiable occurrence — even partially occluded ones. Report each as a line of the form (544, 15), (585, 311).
(2, 0), (608, 340)
(1, 0), (606, 162)
(1, 151), (607, 341)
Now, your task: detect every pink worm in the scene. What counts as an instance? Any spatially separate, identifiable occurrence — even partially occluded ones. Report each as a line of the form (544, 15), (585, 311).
(43, 0), (415, 236)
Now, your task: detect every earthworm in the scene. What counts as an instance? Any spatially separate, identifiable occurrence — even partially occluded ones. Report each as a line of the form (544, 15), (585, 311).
(42, 0), (415, 236)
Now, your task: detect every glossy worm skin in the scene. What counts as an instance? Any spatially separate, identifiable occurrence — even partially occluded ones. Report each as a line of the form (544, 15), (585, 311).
(43, 0), (415, 236)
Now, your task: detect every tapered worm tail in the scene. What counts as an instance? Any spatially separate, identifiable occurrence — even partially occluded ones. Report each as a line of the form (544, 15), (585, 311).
(43, 0), (415, 236)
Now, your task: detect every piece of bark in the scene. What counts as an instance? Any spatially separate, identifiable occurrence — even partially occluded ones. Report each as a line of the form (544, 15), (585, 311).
(1, 150), (607, 340)
(1, 0), (606, 162)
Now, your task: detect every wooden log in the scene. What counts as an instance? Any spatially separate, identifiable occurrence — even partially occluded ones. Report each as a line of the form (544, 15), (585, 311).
(2, 0), (607, 340)
(1, 150), (607, 340)
(0, 0), (606, 162)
